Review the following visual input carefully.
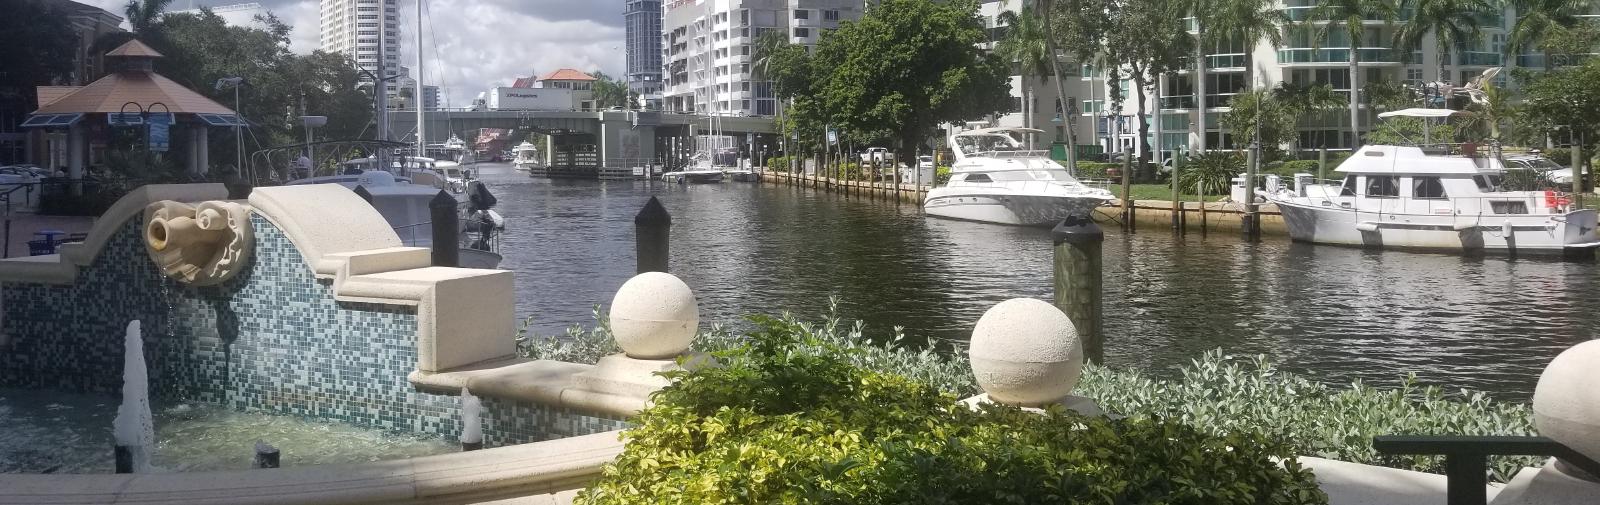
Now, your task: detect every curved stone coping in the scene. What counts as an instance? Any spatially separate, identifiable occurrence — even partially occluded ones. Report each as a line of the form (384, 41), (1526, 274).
(0, 184), (230, 285)
(409, 359), (650, 419)
(0, 430), (623, 505)
(1492, 459), (1599, 505)
(246, 185), (402, 279)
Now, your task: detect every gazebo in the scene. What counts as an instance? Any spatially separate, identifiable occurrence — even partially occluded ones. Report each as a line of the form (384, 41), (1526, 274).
(22, 39), (246, 180)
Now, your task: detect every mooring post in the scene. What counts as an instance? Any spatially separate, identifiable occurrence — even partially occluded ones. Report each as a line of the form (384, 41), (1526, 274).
(1052, 215), (1104, 364)
(1318, 147), (1328, 184)
(1120, 149), (1134, 231)
(353, 184), (373, 203)
(254, 441), (280, 469)
(114, 445), (134, 474)
(635, 196), (671, 273)
(1243, 141), (1260, 241)
(429, 190), (460, 267)
(1170, 149), (1182, 231)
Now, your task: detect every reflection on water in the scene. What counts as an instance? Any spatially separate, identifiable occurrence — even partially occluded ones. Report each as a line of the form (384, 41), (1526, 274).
(0, 388), (455, 473)
(483, 163), (1597, 401)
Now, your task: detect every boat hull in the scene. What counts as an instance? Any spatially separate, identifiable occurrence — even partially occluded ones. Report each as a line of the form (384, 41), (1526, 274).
(1273, 199), (1600, 255)
(460, 248), (502, 269)
(924, 192), (1109, 226)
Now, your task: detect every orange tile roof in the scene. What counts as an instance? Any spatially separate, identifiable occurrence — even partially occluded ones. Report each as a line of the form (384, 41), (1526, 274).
(106, 39), (164, 58)
(36, 86), (83, 107)
(33, 71), (235, 115)
(539, 69), (596, 81)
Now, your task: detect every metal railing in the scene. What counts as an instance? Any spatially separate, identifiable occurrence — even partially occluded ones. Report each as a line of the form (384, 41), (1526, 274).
(1277, 47), (1401, 64)
(1374, 435), (1600, 505)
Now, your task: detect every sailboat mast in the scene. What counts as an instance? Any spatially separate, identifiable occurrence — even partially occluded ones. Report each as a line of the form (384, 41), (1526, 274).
(415, 0), (426, 160)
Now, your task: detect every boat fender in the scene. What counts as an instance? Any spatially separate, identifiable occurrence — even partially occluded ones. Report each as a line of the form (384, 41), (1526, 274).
(1356, 221), (1380, 232)
(1503, 220), (1514, 236)
(1451, 221), (1477, 231)
(486, 209), (505, 229)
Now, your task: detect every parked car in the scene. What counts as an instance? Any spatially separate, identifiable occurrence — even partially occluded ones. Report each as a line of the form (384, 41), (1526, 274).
(860, 147), (894, 166)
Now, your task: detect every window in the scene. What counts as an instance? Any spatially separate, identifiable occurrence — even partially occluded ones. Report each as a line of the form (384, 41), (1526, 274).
(1340, 174), (1357, 196)
(1413, 177), (1447, 198)
(824, 10), (839, 21)
(794, 27), (810, 38)
(1491, 201), (1529, 214)
(794, 9), (809, 19)
(964, 173), (993, 183)
(1365, 175), (1399, 197)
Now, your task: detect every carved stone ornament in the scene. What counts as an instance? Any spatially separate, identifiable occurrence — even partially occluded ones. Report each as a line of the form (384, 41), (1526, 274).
(143, 201), (253, 286)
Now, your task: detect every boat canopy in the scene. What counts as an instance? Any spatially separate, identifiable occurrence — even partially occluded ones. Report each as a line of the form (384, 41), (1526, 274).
(1377, 108), (1472, 119)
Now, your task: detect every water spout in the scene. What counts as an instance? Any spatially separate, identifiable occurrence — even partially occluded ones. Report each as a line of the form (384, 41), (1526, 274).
(460, 387), (482, 450)
(112, 320), (154, 473)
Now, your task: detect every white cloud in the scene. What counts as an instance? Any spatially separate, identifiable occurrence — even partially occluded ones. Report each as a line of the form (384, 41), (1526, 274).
(77, 0), (627, 106)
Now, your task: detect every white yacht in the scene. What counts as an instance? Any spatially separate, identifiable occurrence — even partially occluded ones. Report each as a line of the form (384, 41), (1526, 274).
(1264, 109), (1600, 256)
(287, 155), (504, 268)
(512, 141), (542, 171)
(923, 127), (1114, 226)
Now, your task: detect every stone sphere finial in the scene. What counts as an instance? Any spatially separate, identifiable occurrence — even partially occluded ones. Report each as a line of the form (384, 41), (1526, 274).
(968, 298), (1084, 406)
(1534, 340), (1600, 467)
(608, 272), (699, 359)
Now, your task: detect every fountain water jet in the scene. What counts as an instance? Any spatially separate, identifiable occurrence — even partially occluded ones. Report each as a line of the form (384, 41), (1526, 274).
(460, 387), (482, 451)
(112, 320), (154, 473)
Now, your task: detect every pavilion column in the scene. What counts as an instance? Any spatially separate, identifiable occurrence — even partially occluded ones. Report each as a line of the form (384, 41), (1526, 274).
(67, 124), (86, 180)
(186, 126), (200, 176)
(196, 127), (210, 176)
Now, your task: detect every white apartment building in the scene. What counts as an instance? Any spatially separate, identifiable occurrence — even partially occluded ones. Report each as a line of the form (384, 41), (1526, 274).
(660, 0), (866, 116)
(981, 0), (1576, 160)
(319, 0), (401, 96)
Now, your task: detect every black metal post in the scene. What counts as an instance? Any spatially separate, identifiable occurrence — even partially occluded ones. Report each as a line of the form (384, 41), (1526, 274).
(429, 190), (459, 267)
(462, 440), (484, 452)
(254, 442), (280, 469)
(1052, 215), (1104, 364)
(114, 445), (134, 474)
(353, 185), (373, 203)
(635, 196), (671, 273)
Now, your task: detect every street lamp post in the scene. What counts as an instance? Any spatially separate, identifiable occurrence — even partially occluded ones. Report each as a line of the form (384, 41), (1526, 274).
(215, 77), (246, 176)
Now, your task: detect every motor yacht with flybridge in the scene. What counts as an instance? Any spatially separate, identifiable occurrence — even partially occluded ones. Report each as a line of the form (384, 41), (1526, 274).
(923, 127), (1114, 226)
(1263, 108), (1600, 256)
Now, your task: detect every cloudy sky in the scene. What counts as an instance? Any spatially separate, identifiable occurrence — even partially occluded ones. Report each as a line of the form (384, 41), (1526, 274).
(82, 0), (629, 106)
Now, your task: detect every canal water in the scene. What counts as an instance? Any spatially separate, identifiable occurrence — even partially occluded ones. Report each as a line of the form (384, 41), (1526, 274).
(478, 163), (1597, 401)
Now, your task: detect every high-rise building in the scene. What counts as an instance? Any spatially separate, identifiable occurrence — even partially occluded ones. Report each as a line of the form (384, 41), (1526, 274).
(319, 0), (401, 96)
(422, 85), (440, 111)
(625, 0), (664, 107)
(661, 0), (866, 116)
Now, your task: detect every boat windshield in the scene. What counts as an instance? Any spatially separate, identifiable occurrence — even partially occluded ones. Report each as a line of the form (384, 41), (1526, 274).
(969, 170), (1080, 183)
(955, 134), (1021, 157)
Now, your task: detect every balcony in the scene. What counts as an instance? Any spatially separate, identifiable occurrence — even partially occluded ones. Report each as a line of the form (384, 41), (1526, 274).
(1161, 95), (1197, 109)
(1277, 47), (1400, 64)
(1207, 54), (1247, 69)
(1283, 6), (1412, 22)
(1458, 51), (1503, 66)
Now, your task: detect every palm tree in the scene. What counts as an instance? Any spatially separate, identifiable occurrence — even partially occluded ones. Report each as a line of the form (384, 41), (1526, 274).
(1037, 0), (1080, 170)
(1207, 0), (1289, 150)
(1508, 0), (1590, 67)
(92, 0), (172, 57)
(1394, 0), (1493, 86)
(995, 7), (1052, 149)
(1302, 0), (1401, 148)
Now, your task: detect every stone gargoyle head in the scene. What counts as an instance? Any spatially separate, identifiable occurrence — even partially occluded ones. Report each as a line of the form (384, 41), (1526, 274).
(143, 200), (254, 286)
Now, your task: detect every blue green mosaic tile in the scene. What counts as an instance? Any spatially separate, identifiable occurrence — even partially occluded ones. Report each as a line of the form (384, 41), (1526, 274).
(0, 212), (623, 443)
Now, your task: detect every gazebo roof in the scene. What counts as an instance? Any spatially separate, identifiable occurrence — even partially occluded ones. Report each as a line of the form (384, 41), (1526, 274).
(105, 39), (164, 58)
(33, 71), (235, 115)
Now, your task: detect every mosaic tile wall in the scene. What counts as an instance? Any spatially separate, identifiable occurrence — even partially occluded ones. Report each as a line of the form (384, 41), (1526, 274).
(0, 213), (623, 444)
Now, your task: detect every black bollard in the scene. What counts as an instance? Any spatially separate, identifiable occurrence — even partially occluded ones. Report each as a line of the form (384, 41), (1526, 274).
(635, 196), (671, 273)
(430, 190), (460, 267)
(114, 445), (134, 474)
(353, 184), (374, 203)
(1052, 215), (1104, 365)
(462, 440), (484, 452)
(254, 441), (280, 469)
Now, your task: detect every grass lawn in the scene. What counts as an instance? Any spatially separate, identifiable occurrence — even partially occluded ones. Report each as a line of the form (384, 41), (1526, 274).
(1109, 183), (1224, 202)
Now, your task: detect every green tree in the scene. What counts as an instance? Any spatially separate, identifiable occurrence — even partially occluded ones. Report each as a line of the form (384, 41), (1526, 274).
(810, 0), (1011, 162)
(1524, 58), (1600, 196)
(1302, 0), (1401, 148)
(1394, 0), (1493, 84)
(92, 0), (174, 55)
(1508, 0), (1591, 64)
(1110, 0), (1195, 161)
(1051, 0), (1112, 156)
(995, 7), (1051, 148)
(1037, 0), (1082, 170)
(1221, 82), (1342, 160)
(0, 0), (78, 116)
(588, 71), (631, 109)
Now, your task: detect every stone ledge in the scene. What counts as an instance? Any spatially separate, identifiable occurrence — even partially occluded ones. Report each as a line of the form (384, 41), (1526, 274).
(0, 184), (230, 286)
(1299, 456), (1505, 505)
(1490, 458), (1598, 505)
(408, 359), (656, 419)
(0, 430), (624, 505)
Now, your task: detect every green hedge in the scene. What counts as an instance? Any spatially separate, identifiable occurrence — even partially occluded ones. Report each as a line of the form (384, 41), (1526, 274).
(1074, 162), (1119, 180)
(521, 304), (1539, 483)
(577, 316), (1325, 504)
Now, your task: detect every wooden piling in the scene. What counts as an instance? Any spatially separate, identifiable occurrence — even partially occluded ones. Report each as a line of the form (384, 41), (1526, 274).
(1120, 149), (1134, 232)
(1052, 215), (1104, 364)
